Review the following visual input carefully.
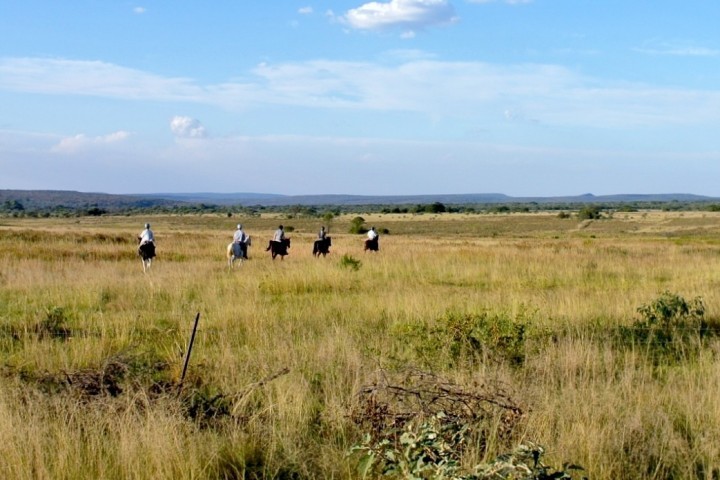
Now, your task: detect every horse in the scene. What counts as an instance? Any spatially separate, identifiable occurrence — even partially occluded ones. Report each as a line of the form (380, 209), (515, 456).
(266, 238), (291, 260)
(226, 236), (251, 268)
(312, 236), (331, 257)
(364, 236), (379, 252)
(137, 239), (156, 272)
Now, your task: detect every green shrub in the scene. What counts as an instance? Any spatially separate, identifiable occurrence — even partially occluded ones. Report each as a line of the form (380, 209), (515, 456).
(617, 291), (715, 363)
(339, 254), (362, 271)
(577, 205), (602, 220)
(349, 216), (366, 234)
(36, 305), (72, 339)
(351, 412), (584, 479)
(395, 310), (537, 368)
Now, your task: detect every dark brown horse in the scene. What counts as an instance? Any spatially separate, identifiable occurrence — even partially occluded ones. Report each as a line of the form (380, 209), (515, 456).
(313, 237), (331, 257)
(266, 238), (291, 260)
(364, 236), (379, 252)
(137, 239), (156, 272)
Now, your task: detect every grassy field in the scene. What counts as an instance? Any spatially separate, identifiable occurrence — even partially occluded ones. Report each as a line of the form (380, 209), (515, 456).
(2, 211), (720, 479)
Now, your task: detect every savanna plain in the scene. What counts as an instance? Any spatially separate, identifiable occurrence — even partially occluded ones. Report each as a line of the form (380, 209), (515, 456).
(2, 211), (720, 479)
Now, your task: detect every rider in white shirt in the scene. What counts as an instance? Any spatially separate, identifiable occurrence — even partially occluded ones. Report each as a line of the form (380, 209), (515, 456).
(233, 224), (246, 244)
(139, 223), (155, 245)
(232, 224), (247, 259)
(367, 226), (378, 240)
(273, 225), (285, 242)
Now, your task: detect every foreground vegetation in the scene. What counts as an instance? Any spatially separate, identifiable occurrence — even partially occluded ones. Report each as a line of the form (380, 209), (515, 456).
(2, 211), (720, 479)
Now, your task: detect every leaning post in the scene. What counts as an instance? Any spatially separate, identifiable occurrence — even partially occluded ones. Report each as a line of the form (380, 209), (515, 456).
(177, 312), (201, 396)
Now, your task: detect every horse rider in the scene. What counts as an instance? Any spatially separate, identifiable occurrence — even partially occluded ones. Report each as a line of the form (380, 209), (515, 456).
(137, 222), (156, 270)
(313, 226), (327, 256)
(273, 225), (285, 243)
(139, 223), (155, 246)
(232, 224), (248, 259)
(367, 226), (378, 242)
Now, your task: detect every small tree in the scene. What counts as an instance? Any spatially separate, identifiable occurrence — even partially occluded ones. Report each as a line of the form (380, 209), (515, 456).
(349, 216), (366, 234)
(577, 205), (602, 220)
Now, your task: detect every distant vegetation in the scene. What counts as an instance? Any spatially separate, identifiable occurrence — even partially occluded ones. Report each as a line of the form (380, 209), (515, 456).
(3, 189), (720, 219)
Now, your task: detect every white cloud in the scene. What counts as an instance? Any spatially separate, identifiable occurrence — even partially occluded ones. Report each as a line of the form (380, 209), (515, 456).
(634, 41), (720, 57)
(133, 6), (146, 14)
(3, 56), (720, 131)
(298, 6), (313, 14)
(0, 57), (203, 100)
(170, 116), (207, 138)
(52, 131), (130, 153)
(344, 0), (457, 31)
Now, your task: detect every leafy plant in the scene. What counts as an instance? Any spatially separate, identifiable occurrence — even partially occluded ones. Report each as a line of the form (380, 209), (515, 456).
(36, 305), (72, 339)
(351, 413), (584, 479)
(349, 216), (367, 234)
(395, 310), (537, 368)
(577, 205), (602, 220)
(339, 253), (362, 271)
(617, 291), (714, 363)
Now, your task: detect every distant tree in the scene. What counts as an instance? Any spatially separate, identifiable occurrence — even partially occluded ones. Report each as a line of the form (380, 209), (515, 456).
(578, 205), (603, 220)
(86, 207), (106, 216)
(2, 200), (24, 211)
(428, 202), (446, 213)
(349, 216), (366, 234)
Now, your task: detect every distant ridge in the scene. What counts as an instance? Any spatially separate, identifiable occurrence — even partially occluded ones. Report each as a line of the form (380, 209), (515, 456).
(134, 192), (714, 206)
(1, 189), (717, 211)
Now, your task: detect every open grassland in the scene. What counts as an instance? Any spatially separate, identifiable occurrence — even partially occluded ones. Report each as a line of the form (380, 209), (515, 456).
(2, 212), (720, 479)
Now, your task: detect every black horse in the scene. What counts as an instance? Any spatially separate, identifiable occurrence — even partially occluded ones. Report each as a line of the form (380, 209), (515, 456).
(137, 240), (156, 272)
(312, 237), (331, 257)
(364, 236), (379, 252)
(266, 238), (291, 260)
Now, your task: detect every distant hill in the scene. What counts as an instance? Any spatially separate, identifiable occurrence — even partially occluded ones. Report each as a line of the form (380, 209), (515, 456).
(133, 192), (716, 206)
(1, 189), (717, 212)
(0, 190), (182, 211)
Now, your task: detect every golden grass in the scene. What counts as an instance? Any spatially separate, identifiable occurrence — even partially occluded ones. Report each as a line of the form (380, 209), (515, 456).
(2, 212), (720, 478)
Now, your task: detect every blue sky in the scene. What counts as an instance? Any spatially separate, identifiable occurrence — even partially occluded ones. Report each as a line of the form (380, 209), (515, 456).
(1, 1), (719, 196)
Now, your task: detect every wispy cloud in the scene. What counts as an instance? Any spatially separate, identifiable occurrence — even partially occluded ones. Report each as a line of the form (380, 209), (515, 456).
(343, 0), (457, 32)
(0, 57), (204, 100)
(298, 6), (313, 15)
(3, 56), (720, 130)
(52, 131), (130, 153)
(133, 6), (146, 14)
(634, 41), (719, 57)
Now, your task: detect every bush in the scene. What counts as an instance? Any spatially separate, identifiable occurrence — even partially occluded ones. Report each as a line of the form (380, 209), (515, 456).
(577, 205), (602, 220)
(617, 291), (716, 363)
(351, 412), (584, 479)
(339, 254), (362, 271)
(395, 310), (539, 368)
(349, 216), (366, 234)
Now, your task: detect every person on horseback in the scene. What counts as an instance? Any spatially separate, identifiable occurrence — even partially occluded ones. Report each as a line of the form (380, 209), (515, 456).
(137, 223), (156, 271)
(365, 226), (379, 252)
(367, 226), (378, 241)
(232, 224), (248, 259)
(139, 223), (155, 245)
(273, 225), (285, 243)
(313, 226), (330, 257)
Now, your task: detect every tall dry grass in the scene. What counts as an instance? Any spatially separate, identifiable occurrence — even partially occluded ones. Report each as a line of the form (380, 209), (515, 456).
(1, 212), (720, 478)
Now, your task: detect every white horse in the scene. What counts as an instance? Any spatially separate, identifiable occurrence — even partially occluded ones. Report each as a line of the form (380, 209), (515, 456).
(227, 236), (251, 268)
